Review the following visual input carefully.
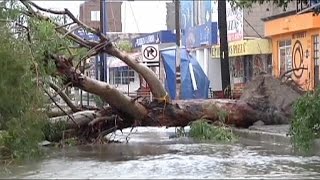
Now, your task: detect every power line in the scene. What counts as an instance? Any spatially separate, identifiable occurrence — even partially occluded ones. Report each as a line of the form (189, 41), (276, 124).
(243, 16), (263, 38)
(129, 1), (140, 33)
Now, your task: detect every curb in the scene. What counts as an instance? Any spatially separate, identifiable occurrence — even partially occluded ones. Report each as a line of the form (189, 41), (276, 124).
(232, 128), (291, 146)
(232, 127), (320, 155)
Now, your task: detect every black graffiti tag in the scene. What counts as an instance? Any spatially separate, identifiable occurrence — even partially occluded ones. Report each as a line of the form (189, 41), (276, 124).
(292, 40), (305, 78)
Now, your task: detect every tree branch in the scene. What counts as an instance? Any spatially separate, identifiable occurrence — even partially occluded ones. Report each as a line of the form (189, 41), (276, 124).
(48, 81), (80, 112)
(105, 46), (170, 102)
(52, 55), (148, 120)
(21, 0), (170, 102)
(42, 86), (79, 128)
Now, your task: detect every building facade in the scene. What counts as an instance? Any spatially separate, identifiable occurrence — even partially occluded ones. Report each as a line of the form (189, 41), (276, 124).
(264, 10), (320, 91)
(79, 0), (122, 32)
(178, 0), (300, 98)
(211, 39), (272, 97)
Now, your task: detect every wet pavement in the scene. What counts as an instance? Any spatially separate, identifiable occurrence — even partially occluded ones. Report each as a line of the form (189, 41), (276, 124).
(1, 127), (320, 179)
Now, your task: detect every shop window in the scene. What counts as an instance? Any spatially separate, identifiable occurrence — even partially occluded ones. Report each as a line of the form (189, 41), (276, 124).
(230, 56), (245, 84)
(110, 66), (135, 85)
(278, 40), (292, 75)
(252, 54), (272, 77)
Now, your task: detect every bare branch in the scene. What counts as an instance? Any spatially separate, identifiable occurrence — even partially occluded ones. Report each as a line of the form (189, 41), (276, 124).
(64, 8), (107, 41)
(27, 1), (67, 15)
(42, 85), (80, 128)
(51, 82), (72, 99)
(55, 21), (75, 30)
(88, 115), (116, 126)
(48, 81), (80, 112)
(21, 0), (170, 102)
(105, 46), (170, 102)
(62, 25), (81, 38)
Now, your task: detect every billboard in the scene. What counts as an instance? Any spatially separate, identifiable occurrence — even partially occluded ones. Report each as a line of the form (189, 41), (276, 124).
(211, 0), (243, 43)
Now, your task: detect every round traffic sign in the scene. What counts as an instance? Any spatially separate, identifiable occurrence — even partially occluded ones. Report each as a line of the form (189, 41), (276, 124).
(143, 46), (158, 60)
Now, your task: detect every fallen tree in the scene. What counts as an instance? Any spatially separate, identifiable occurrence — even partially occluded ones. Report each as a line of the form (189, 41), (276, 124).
(14, 1), (302, 143)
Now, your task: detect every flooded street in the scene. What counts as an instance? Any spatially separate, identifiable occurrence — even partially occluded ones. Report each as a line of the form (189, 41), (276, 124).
(2, 127), (320, 179)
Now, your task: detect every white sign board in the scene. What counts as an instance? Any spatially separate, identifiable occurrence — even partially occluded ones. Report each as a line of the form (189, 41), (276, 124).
(211, 0), (243, 43)
(142, 44), (160, 63)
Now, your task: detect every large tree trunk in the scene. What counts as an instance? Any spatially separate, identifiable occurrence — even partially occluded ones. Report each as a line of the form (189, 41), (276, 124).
(21, 1), (302, 144)
(53, 55), (148, 121)
(49, 73), (300, 143)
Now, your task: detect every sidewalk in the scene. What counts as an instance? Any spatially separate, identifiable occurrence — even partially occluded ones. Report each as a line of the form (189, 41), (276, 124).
(233, 125), (290, 146)
(233, 124), (320, 155)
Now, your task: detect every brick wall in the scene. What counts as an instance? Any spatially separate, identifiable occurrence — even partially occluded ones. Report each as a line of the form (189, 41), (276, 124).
(79, 0), (122, 32)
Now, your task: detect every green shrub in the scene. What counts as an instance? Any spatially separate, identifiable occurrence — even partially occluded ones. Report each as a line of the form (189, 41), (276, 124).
(0, 9), (48, 160)
(42, 121), (67, 143)
(289, 89), (320, 153)
(189, 119), (237, 143)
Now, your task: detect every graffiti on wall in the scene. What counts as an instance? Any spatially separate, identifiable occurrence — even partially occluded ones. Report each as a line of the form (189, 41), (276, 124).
(292, 39), (306, 78)
(290, 31), (311, 90)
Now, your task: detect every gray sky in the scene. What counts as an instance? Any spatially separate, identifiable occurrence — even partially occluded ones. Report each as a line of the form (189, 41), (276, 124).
(32, 1), (169, 33)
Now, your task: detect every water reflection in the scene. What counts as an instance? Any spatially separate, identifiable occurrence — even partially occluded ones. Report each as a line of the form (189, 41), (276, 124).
(1, 127), (320, 179)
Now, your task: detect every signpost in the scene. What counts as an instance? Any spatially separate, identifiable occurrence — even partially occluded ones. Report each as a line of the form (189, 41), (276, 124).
(141, 44), (160, 67)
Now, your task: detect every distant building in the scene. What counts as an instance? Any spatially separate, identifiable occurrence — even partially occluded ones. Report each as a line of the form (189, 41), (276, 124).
(166, 2), (175, 31)
(263, 1), (320, 91)
(79, 0), (122, 32)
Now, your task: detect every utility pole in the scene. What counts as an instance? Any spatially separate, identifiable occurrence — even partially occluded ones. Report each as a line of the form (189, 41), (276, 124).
(99, 0), (108, 82)
(218, 0), (231, 97)
(175, 0), (182, 100)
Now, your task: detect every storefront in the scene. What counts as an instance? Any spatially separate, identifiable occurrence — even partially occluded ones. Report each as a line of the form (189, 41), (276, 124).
(264, 11), (320, 91)
(211, 38), (272, 95)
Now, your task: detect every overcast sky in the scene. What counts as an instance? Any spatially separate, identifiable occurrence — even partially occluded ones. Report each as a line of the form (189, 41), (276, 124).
(31, 1), (168, 33)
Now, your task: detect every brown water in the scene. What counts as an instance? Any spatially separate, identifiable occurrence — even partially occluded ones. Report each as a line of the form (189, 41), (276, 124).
(1, 127), (320, 179)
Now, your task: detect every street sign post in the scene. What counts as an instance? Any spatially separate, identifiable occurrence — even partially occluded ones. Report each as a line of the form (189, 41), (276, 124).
(141, 44), (160, 67)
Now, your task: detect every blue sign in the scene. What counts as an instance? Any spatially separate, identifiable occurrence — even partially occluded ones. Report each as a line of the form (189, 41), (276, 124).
(183, 22), (218, 49)
(74, 28), (100, 41)
(180, 1), (193, 30)
(131, 30), (176, 49)
(204, 1), (211, 23)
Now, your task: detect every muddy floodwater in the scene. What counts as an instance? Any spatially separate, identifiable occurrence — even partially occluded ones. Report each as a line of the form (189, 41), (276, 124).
(1, 127), (320, 179)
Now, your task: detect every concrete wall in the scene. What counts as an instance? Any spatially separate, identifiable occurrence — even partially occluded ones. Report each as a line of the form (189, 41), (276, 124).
(243, 1), (296, 38)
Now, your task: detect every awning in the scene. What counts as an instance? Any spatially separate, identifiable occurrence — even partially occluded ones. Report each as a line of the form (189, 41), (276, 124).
(108, 52), (142, 68)
(211, 38), (272, 58)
